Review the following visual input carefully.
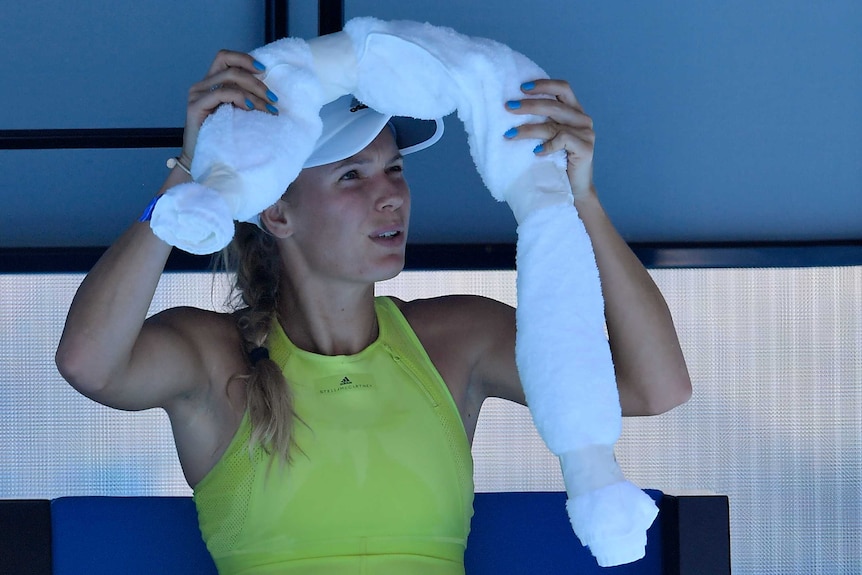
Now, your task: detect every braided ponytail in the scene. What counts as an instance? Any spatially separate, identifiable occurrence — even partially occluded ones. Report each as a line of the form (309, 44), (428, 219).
(224, 221), (300, 463)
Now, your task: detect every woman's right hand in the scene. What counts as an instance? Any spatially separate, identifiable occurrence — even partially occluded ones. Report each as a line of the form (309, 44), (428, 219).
(181, 50), (280, 167)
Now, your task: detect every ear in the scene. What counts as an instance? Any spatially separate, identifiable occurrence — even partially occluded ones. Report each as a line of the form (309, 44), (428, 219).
(259, 198), (293, 238)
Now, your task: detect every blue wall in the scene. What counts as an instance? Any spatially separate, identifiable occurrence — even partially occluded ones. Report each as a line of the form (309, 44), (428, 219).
(2, 0), (860, 246)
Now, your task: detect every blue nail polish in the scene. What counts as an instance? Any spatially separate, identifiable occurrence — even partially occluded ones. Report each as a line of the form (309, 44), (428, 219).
(245, 98), (255, 110)
(504, 128), (518, 139)
(506, 100), (521, 110)
(266, 90), (279, 103)
(266, 103), (279, 115)
(521, 81), (535, 91)
(533, 143), (544, 154)
(253, 59), (266, 71)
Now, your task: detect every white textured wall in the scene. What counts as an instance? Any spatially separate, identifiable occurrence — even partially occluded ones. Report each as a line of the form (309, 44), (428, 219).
(1, 267), (859, 574)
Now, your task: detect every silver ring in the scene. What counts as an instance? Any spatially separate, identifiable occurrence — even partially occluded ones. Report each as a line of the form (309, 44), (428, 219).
(209, 83), (223, 92)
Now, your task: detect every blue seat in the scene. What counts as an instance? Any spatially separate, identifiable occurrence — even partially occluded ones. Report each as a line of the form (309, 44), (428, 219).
(466, 490), (664, 574)
(48, 490), (695, 574)
(51, 496), (217, 575)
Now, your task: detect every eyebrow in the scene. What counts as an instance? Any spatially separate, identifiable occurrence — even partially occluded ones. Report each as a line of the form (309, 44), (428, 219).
(329, 152), (404, 171)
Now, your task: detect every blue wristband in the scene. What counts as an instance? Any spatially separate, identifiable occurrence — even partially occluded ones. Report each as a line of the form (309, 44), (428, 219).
(138, 196), (161, 223)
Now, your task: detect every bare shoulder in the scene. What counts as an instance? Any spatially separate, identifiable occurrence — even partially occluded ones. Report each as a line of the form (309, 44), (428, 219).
(146, 306), (241, 360)
(392, 294), (514, 335)
(147, 305), (240, 346)
(141, 306), (246, 405)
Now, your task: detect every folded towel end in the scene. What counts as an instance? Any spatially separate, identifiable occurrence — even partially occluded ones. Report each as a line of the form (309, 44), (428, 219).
(565, 481), (659, 567)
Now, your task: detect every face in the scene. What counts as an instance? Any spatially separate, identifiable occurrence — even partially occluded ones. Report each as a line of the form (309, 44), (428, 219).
(276, 128), (410, 285)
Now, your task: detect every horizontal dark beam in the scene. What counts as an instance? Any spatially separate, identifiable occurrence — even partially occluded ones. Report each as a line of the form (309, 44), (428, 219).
(0, 247), (213, 273)
(0, 128), (183, 150)
(1, 241), (860, 274)
(635, 240), (862, 269)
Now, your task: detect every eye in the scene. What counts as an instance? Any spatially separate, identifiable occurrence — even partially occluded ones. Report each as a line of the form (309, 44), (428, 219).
(387, 164), (404, 174)
(339, 169), (359, 181)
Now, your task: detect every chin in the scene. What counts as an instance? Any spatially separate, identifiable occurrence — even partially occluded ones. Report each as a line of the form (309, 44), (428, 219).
(375, 256), (406, 282)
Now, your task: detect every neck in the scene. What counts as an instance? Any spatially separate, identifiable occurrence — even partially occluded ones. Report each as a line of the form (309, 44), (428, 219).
(276, 280), (379, 356)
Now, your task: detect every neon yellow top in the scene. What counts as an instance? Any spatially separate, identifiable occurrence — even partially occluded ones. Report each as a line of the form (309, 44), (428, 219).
(193, 296), (474, 574)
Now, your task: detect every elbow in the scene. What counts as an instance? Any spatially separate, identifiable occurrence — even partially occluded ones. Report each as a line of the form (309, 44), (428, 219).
(667, 374), (693, 411)
(622, 368), (692, 417)
(55, 342), (89, 392)
(647, 372), (693, 415)
(55, 339), (111, 397)
(55, 340), (76, 384)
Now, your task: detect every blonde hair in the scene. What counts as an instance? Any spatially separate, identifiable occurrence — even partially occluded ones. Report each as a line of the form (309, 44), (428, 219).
(223, 221), (299, 463)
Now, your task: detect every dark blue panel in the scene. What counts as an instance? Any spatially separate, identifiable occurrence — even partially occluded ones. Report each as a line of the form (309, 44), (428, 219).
(50, 496), (217, 575)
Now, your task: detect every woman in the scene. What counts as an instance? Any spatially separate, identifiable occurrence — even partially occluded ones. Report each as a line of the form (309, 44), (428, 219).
(56, 50), (691, 573)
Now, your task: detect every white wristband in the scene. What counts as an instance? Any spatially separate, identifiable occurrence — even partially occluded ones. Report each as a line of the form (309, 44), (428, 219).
(166, 156), (192, 177)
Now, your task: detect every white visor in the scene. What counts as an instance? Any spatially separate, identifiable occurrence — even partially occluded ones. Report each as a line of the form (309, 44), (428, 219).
(303, 95), (444, 168)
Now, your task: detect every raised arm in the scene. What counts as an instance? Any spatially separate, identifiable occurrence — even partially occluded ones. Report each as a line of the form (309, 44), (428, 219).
(573, 189), (691, 415)
(54, 190), (176, 409)
(55, 50), (276, 411)
(484, 79), (691, 415)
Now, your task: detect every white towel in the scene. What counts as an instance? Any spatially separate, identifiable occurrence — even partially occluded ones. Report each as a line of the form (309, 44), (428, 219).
(515, 204), (619, 449)
(149, 183), (234, 256)
(516, 203), (658, 565)
(566, 476), (661, 566)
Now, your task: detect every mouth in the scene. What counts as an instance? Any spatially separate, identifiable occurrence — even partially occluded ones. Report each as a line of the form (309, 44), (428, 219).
(371, 224), (404, 238)
(370, 227), (406, 244)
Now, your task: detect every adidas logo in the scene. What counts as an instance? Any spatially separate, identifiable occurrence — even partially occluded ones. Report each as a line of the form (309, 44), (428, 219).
(349, 98), (369, 113)
(340, 377), (353, 386)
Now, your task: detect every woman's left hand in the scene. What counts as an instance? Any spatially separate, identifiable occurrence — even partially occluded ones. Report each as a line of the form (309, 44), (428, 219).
(504, 79), (595, 201)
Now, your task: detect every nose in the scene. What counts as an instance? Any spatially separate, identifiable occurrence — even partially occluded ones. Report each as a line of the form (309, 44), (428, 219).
(375, 176), (409, 212)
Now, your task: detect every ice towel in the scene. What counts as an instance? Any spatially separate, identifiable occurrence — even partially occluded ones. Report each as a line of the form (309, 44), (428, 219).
(150, 37), (327, 254)
(516, 204), (659, 565)
(149, 18), (570, 252)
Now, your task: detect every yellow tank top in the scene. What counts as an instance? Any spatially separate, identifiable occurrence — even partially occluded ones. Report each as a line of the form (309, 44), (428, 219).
(193, 296), (474, 574)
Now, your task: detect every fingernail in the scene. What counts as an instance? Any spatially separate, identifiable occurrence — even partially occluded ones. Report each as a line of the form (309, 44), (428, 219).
(533, 143), (544, 154)
(266, 103), (279, 115)
(253, 59), (266, 71)
(266, 89), (279, 103)
(506, 100), (521, 110)
(521, 81), (535, 91)
(245, 98), (255, 110)
(504, 127), (518, 139)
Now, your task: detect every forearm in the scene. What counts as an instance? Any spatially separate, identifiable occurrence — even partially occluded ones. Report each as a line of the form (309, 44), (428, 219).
(56, 173), (184, 391)
(574, 190), (691, 415)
